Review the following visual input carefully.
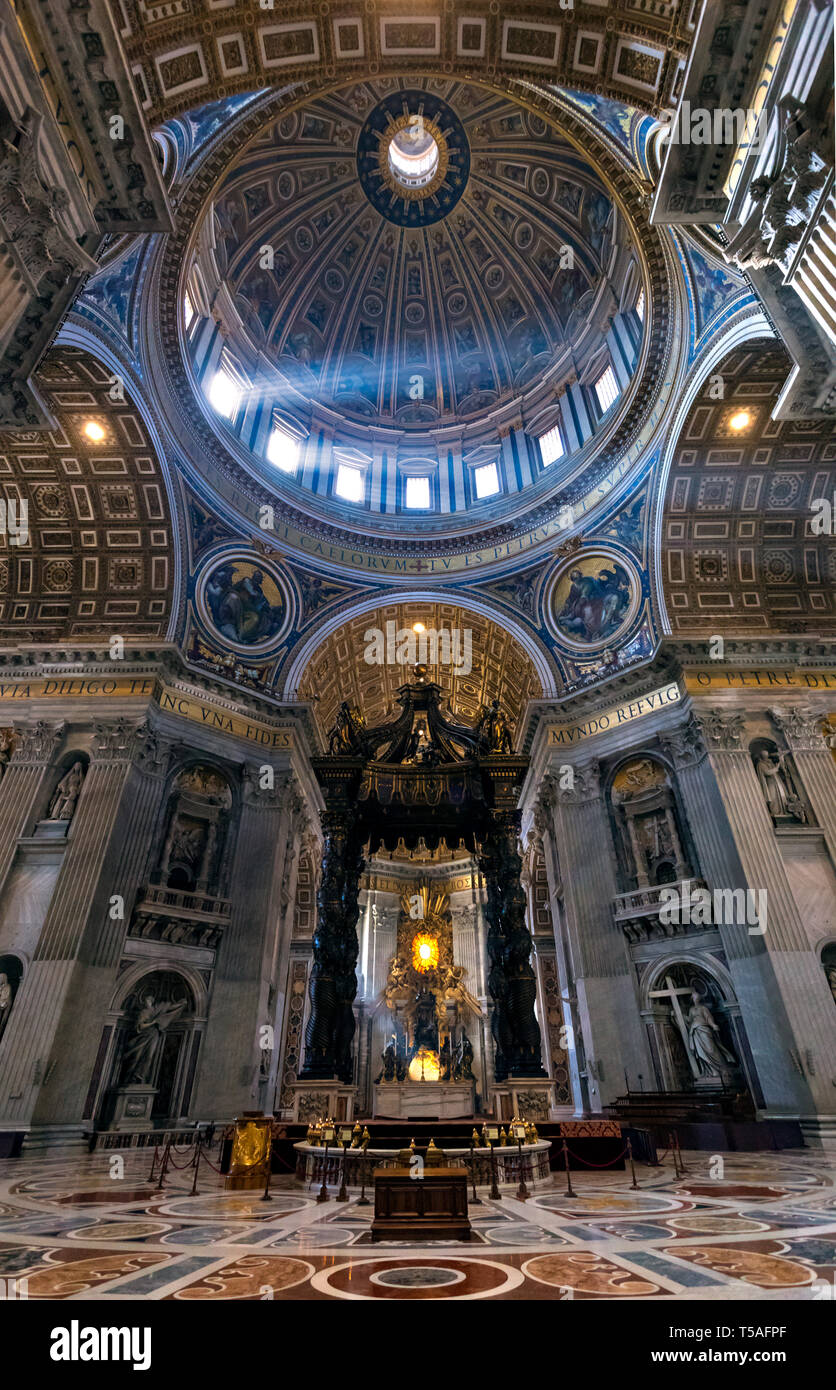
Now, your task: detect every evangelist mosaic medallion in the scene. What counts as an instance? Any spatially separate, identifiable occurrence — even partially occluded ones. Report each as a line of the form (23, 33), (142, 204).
(547, 551), (639, 650)
(196, 552), (293, 656)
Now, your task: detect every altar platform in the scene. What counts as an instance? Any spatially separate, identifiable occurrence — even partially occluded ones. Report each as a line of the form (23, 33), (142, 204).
(271, 1118), (625, 1176)
(372, 1081), (475, 1119)
(293, 1138), (554, 1190)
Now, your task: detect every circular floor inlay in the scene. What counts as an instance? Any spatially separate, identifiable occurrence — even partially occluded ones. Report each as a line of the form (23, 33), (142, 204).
(312, 1257), (523, 1300)
(371, 1266), (465, 1288)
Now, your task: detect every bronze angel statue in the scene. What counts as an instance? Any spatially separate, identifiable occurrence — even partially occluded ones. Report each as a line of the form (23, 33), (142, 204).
(327, 701), (368, 755)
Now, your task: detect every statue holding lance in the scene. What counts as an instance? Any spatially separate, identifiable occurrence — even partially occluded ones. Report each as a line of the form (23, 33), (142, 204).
(121, 993), (187, 1086)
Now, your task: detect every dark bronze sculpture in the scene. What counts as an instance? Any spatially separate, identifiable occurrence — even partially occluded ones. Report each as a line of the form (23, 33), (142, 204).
(302, 669), (543, 1087)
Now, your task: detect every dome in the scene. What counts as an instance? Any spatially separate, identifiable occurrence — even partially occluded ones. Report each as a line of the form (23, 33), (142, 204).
(183, 78), (646, 526)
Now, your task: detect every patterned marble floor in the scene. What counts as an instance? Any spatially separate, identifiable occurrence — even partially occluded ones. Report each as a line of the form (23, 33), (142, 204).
(1, 1146), (835, 1300)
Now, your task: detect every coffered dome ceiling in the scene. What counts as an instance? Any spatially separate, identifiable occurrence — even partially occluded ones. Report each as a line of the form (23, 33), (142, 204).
(170, 76), (659, 548)
(198, 79), (629, 434)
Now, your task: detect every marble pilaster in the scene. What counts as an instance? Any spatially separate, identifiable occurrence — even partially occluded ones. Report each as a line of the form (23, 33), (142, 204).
(0, 721), (64, 895)
(661, 714), (815, 1114)
(695, 709), (836, 1121)
(546, 760), (651, 1109)
(193, 770), (301, 1120)
(0, 721), (171, 1140)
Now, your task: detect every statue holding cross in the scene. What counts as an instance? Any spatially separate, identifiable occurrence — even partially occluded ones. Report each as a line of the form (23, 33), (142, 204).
(649, 974), (737, 1084)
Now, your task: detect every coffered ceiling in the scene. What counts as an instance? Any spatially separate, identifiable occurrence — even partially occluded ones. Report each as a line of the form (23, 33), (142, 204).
(661, 339), (836, 637)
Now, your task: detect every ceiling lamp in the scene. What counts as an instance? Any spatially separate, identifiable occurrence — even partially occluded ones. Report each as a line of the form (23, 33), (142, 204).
(412, 622), (426, 634)
(729, 409), (752, 431)
(83, 420), (106, 442)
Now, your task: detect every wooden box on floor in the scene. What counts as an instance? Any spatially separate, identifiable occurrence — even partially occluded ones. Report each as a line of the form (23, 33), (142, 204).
(371, 1165), (471, 1241)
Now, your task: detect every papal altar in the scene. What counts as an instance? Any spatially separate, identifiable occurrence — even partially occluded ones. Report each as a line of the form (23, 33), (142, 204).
(373, 1081), (475, 1119)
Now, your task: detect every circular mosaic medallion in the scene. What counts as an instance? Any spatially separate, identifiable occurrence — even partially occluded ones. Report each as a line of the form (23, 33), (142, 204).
(196, 551), (293, 657)
(545, 549), (641, 651)
(357, 91), (470, 227)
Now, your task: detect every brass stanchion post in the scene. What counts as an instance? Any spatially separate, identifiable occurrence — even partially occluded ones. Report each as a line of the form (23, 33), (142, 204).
(156, 1136), (171, 1191)
(469, 1143), (482, 1205)
(515, 1138), (530, 1201)
(627, 1136), (638, 1190)
(190, 1137), (201, 1196)
(669, 1130), (682, 1178)
(561, 1138), (576, 1198)
(260, 1141), (273, 1202)
(336, 1144), (349, 1202)
(316, 1141), (331, 1203)
(489, 1141), (501, 1201)
(357, 1153), (370, 1207)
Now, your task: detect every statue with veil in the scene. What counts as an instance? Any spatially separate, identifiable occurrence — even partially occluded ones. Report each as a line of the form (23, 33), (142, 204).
(121, 993), (187, 1085)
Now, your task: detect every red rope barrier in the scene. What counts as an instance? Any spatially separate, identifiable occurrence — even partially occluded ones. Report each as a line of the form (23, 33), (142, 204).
(564, 1146), (628, 1167)
(166, 1149), (197, 1170)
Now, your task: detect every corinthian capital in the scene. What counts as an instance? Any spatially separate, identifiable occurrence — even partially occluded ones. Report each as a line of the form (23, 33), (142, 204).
(91, 720), (141, 763)
(242, 763), (291, 808)
(661, 713), (706, 769)
(132, 721), (172, 776)
(770, 706), (827, 752)
(9, 719), (64, 765)
(554, 758), (601, 804)
(697, 709), (747, 751)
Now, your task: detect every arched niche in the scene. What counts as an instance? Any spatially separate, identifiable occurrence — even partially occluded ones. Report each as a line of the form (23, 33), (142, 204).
(0, 952), (24, 1046)
(32, 751), (90, 840)
(640, 957), (748, 1099)
(100, 967), (203, 1127)
(154, 763), (234, 895)
(607, 753), (692, 892)
(749, 737), (809, 827)
(822, 943), (836, 1011)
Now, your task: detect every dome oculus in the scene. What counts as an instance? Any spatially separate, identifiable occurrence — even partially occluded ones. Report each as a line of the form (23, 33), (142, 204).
(358, 91), (468, 226)
(387, 118), (441, 189)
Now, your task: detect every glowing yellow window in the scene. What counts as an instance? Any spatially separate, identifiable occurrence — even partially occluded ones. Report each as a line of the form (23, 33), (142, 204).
(412, 933), (439, 972)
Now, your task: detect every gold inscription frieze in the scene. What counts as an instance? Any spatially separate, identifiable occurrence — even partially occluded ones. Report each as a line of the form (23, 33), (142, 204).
(0, 677), (297, 752)
(544, 682), (682, 747)
(684, 669), (836, 693)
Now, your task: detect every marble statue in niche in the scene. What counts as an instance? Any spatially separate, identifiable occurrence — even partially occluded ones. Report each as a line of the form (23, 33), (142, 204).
(0, 973), (14, 1043)
(553, 557), (632, 644)
(47, 760), (85, 821)
(685, 989), (738, 1078)
(0, 728), (12, 780)
(0, 958), (23, 1045)
(120, 992), (188, 1086)
(750, 740), (808, 825)
(648, 965), (740, 1089)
